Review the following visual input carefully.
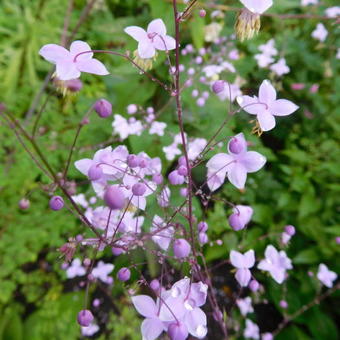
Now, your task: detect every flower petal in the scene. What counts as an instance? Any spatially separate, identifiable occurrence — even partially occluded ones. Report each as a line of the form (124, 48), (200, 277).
(74, 159), (93, 176)
(131, 295), (157, 318)
(230, 250), (246, 269)
(244, 250), (255, 268)
(237, 95), (264, 115)
(241, 151), (266, 173)
(124, 26), (148, 42)
(259, 80), (276, 104)
(207, 171), (225, 192)
(147, 18), (167, 36)
(235, 268), (251, 287)
(206, 153), (233, 173)
(56, 60), (80, 80)
(257, 111), (276, 131)
(138, 40), (156, 59)
(153, 35), (176, 51)
(227, 163), (247, 189)
(69, 40), (93, 60)
(184, 308), (207, 339)
(270, 99), (299, 116)
(76, 59), (109, 75)
(240, 0), (273, 14)
(141, 318), (164, 340)
(39, 44), (70, 63)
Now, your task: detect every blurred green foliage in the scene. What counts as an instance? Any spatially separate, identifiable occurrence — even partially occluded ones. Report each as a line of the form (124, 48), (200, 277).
(0, 0), (339, 339)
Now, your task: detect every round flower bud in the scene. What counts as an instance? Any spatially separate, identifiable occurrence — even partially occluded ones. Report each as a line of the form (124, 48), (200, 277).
(19, 198), (30, 210)
(180, 187), (188, 197)
(177, 165), (188, 176)
(198, 221), (208, 233)
(168, 170), (185, 185)
(228, 213), (245, 231)
(127, 104), (138, 114)
(77, 309), (94, 327)
(178, 156), (187, 167)
(94, 99), (112, 118)
(117, 267), (131, 282)
(199, 232), (208, 245)
(152, 173), (163, 185)
(212, 80), (225, 94)
(49, 196), (64, 211)
(229, 137), (244, 154)
(199, 9), (206, 18)
(127, 154), (140, 168)
(279, 300), (288, 309)
(150, 279), (160, 291)
(88, 164), (103, 181)
(173, 239), (191, 259)
(132, 183), (146, 196)
(249, 280), (260, 292)
(104, 186), (125, 210)
(112, 247), (124, 256)
(168, 322), (189, 340)
(284, 225), (296, 236)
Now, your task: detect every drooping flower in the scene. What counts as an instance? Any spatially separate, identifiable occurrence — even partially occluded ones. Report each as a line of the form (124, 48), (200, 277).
(257, 245), (292, 284)
(317, 263), (337, 288)
(206, 133), (266, 190)
(124, 19), (175, 59)
(230, 250), (255, 287)
(39, 40), (109, 80)
(237, 80), (299, 132)
(228, 205), (253, 231)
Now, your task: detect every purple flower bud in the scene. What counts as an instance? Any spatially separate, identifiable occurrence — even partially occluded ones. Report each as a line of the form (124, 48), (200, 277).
(117, 267), (131, 282)
(139, 158), (148, 168)
(249, 280), (260, 292)
(127, 154), (140, 168)
(81, 117), (90, 125)
(88, 164), (103, 181)
(77, 309), (94, 327)
(196, 97), (205, 107)
(83, 258), (91, 266)
(168, 170), (185, 185)
(198, 221), (208, 233)
(173, 239), (191, 258)
(150, 279), (160, 291)
(132, 183), (146, 196)
(104, 186), (125, 210)
(284, 225), (296, 236)
(336, 237), (340, 245)
(212, 80), (225, 94)
(199, 232), (208, 245)
(152, 173), (163, 185)
(228, 213), (245, 231)
(92, 298), (101, 307)
(76, 234), (83, 242)
(279, 300), (288, 309)
(199, 9), (206, 18)
(178, 156), (187, 167)
(49, 196), (64, 211)
(112, 247), (124, 256)
(19, 198), (30, 210)
(66, 79), (83, 92)
(213, 310), (223, 322)
(127, 104), (137, 114)
(180, 187), (188, 197)
(229, 137), (244, 154)
(168, 322), (189, 340)
(94, 99), (112, 118)
(177, 165), (188, 176)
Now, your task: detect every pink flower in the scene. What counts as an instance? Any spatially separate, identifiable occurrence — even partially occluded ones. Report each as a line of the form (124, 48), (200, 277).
(257, 245), (292, 284)
(239, 0), (273, 14)
(237, 80), (299, 131)
(317, 264), (337, 288)
(325, 6), (340, 18)
(124, 19), (176, 59)
(65, 258), (86, 278)
(39, 40), (109, 80)
(206, 133), (266, 190)
(311, 23), (328, 42)
(270, 58), (290, 76)
(244, 319), (260, 339)
(230, 250), (255, 287)
(236, 297), (254, 316)
(92, 261), (114, 283)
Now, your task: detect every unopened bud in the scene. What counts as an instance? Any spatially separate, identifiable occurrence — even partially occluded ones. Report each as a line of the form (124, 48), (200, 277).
(94, 99), (112, 118)
(104, 186), (125, 210)
(77, 309), (94, 327)
(49, 196), (64, 211)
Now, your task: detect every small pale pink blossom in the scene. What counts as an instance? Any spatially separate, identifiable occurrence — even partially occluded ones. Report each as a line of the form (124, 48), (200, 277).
(311, 23), (328, 42)
(239, 0), (273, 14)
(230, 249), (255, 287)
(317, 264), (337, 288)
(237, 297), (254, 316)
(270, 58), (290, 76)
(244, 319), (260, 339)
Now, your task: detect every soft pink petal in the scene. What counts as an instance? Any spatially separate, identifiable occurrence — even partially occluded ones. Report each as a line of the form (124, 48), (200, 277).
(257, 111), (276, 131)
(237, 95), (265, 115)
(141, 318), (164, 340)
(153, 35), (176, 51)
(230, 250), (246, 269)
(76, 59), (109, 75)
(241, 151), (266, 173)
(259, 80), (277, 104)
(69, 40), (93, 60)
(138, 40), (156, 59)
(131, 295), (157, 318)
(206, 153), (233, 173)
(235, 268), (251, 287)
(271, 268), (285, 284)
(74, 159), (93, 176)
(270, 99), (299, 116)
(227, 163), (247, 189)
(56, 60), (80, 80)
(265, 245), (278, 260)
(39, 44), (70, 63)
(184, 308), (207, 338)
(207, 171), (225, 192)
(147, 18), (167, 36)
(239, 0), (273, 14)
(244, 250), (255, 268)
(124, 26), (148, 42)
